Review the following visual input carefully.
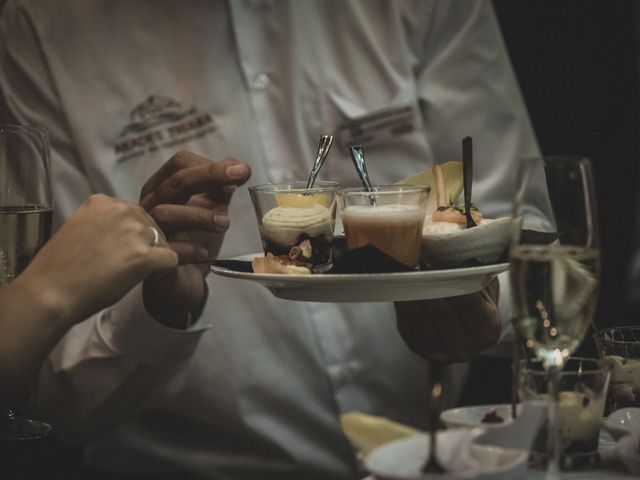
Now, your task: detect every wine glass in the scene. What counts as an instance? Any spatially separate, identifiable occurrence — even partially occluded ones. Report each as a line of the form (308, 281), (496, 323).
(509, 156), (599, 479)
(0, 124), (53, 440)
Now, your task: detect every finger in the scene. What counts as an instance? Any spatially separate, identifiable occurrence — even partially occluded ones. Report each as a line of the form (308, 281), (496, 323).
(144, 247), (179, 274)
(141, 151), (212, 197)
(420, 298), (470, 349)
(149, 204), (230, 234)
(395, 302), (438, 356)
(396, 298), (473, 362)
(140, 157), (250, 210)
(447, 285), (498, 333)
(424, 299), (477, 361)
(188, 192), (232, 209)
(187, 190), (238, 213)
(168, 241), (210, 265)
(116, 202), (171, 246)
(450, 283), (501, 349)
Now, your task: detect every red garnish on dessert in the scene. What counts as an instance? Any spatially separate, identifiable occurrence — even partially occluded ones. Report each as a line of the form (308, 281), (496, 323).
(481, 408), (504, 424)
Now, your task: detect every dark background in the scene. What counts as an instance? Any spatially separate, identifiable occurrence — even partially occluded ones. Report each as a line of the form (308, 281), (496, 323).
(463, 0), (640, 407)
(494, 0), (640, 334)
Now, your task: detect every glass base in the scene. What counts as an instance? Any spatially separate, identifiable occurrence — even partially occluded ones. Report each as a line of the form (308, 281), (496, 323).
(0, 410), (52, 441)
(529, 449), (600, 471)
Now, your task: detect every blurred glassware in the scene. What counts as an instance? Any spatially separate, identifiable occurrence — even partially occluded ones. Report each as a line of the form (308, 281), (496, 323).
(518, 357), (610, 471)
(0, 124), (53, 441)
(594, 326), (640, 412)
(509, 155), (599, 479)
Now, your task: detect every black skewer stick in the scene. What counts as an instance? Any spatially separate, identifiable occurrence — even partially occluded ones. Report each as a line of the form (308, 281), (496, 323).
(463, 136), (477, 229)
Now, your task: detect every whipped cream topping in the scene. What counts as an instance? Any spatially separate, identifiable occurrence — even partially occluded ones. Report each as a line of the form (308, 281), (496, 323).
(422, 217), (502, 236)
(341, 204), (425, 222)
(422, 218), (464, 235)
(261, 205), (333, 246)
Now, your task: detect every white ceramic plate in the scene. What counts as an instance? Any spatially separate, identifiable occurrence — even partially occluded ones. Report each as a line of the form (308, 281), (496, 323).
(210, 254), (508, 303)
(363, 430), (528, 480)
(440, 404), (517, 430)
(603, 408), (640, 440)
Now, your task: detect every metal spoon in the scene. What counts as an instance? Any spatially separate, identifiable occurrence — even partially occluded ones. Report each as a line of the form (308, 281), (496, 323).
(462, 136), (477, 229)
(349, 145), (373, 191)
(306, 134), (334, 189)
(349, 145), (376, 205)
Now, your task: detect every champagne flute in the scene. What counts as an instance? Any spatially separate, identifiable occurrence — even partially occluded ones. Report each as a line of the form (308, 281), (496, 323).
(0, 124), (53, 440)
(509, 156), (599, 479)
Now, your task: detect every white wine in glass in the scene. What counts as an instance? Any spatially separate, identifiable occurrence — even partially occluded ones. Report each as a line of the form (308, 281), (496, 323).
(0, 124), (53, 440)
(510, 244), (599, 366)
(510, 156), (599, 479)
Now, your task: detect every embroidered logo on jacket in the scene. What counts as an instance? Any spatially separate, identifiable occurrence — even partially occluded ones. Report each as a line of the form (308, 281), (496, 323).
(115, 95), (216, 162)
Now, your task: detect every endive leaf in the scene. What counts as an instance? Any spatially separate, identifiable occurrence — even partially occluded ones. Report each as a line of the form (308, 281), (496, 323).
(396, 161), (463, 214)
(340, 411), (421, 456)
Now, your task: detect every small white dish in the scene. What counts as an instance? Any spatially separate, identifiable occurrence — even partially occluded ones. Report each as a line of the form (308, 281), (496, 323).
(421, 217), (510, 269)
(441, 404), (518, 429)
(603, 408), (640, 440)
(363, 428), (528, 480)
(440, 401), (546, 453)
(616, 433), (640, 475)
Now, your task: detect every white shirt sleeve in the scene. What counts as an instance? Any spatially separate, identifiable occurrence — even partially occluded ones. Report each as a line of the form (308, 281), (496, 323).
(36, 284), (209, 443)
(0, 5), (209, 443)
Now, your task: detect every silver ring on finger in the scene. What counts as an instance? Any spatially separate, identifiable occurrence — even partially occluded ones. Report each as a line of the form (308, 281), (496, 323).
(149, 226), (161, 247)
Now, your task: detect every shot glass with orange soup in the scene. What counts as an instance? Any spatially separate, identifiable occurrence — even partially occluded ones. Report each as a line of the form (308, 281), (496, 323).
(337, 186), (430, 269)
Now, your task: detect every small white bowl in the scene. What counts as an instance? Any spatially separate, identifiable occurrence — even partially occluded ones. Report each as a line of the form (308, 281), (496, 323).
(603, 408), (640, 440)
(440, 403), (517, 430)
(363, 428), (528, 480)
(421, 217), (510, 269)
(617, 433), (640, 475)
(440, 401), (546, 453)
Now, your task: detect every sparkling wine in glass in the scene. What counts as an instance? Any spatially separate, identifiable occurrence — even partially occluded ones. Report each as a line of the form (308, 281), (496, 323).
(510, 156), (599, 479)
(0, 124), (53, 440)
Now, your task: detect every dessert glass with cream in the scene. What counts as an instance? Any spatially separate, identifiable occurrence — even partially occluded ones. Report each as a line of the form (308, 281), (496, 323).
(594, 326), (640, 412)
(519, 357), (611, 470)
(337, 186), (430, 270)
(249, 181), (338, 274)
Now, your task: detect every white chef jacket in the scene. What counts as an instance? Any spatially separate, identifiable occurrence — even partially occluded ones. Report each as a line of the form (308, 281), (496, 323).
(0, 1), (539, 478)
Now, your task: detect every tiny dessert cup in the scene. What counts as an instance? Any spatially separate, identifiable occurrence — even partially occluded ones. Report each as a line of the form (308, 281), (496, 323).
(518, 357), (611, 471)
(249, 181), (338, 274)
(594, 326), (640, 412)
(337, 185), (430, 270)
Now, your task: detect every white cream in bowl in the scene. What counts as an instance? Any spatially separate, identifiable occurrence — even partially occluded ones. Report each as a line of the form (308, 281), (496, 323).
(420, 216), (510, 269)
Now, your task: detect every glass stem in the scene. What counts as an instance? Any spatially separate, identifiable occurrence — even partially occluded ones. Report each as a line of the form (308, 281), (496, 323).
(546, 365), (561, 480)
(511, 326), (526, 419)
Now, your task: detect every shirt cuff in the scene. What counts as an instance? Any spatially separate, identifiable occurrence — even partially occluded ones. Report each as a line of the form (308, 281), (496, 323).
(97, 283), (211, 366)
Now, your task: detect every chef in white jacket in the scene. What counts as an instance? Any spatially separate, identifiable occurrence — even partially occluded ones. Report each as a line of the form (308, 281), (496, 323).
(0, 1), (539, 478)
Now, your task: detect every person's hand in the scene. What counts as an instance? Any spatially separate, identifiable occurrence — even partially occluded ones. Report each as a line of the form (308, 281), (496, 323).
(0, 194), (177, 406)
(394, 278), (500, 363)
(138, 152), (251, 328)
(14, 194), (178, 327)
